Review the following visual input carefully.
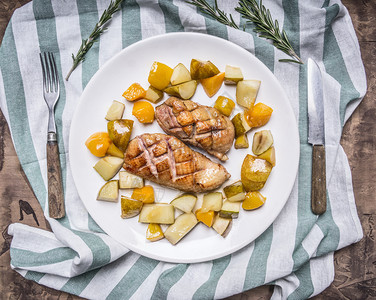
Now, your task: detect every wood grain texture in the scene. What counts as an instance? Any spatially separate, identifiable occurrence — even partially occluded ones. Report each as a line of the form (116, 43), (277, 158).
(311, 145), (327, 215)
(47, 141), (65, 219)
(0, 0), (374, 299)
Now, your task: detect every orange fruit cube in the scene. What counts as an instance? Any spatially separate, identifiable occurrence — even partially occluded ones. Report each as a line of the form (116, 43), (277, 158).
(85, 132), (112, 157)
(201, 72), (225, 98)
(242, 191), (266, 210)
(244, 102), (273, 128)
(122, 83), (146, 101)
(132, 101), (155, 123)
(132, 185), (155, 204)
(195, 208), (215, 227)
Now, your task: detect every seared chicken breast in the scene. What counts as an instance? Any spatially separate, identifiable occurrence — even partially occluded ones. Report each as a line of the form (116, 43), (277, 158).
(123, 133), (230, 192)
(155, 97), (235, 161)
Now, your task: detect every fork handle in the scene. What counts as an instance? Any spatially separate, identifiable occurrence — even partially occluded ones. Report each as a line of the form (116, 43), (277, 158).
(47, 134), (65, 219)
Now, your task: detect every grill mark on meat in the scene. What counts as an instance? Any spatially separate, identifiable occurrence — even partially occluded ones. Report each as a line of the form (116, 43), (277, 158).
(138, 136), (159, 179)
(166, 137), (177, 182)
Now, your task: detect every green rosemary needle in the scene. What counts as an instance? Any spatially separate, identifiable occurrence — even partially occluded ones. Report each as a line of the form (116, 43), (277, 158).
(236, 0), (303, 64)
(187, 0), (239, 29)
(65, 0), (124, 81)
(187, 0), (303, 64)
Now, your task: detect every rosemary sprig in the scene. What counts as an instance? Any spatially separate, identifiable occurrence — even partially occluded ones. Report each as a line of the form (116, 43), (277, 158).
(236, 0), (302, 64)
(65, 0), (124, 81)
(187, 0), (239, 29)
(187, 0), (303, 64)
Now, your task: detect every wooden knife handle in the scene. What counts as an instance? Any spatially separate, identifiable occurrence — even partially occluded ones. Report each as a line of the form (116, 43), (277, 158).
(311, 145), (327, 215)
(47, 140), (65, 218)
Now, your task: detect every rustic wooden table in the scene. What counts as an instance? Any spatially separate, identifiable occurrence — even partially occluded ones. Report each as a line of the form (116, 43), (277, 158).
(0, 0), (374, 299)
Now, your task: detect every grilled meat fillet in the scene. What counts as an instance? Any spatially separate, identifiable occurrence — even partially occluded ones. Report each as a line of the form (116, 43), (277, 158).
(123, 133), (230, 192)
(155, 97), (235, 161)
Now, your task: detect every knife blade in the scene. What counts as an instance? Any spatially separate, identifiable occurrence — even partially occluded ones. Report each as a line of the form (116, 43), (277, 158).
(307, 58), (326, 215)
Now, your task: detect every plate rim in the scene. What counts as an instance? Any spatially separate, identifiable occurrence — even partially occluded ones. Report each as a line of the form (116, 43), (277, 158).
(69, 32), (300, 263)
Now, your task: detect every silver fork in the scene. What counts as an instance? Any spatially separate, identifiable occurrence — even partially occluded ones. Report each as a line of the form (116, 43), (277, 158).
(40, 52), (65, 219)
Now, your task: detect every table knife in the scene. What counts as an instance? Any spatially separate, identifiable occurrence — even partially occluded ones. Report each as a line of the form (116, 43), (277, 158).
(307, 58), (326, 215)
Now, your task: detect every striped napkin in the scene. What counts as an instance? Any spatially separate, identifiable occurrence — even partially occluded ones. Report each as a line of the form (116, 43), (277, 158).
(0, 0), (366, 299)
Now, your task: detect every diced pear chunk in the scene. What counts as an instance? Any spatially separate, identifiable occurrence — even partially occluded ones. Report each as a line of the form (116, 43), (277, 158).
(164, 213), (198, 245)
(164, 80), (197, 100)
(144, 86), (164, 103)
(219, 200), (241, 219)
(170, 63), (191, 85)
(224, 65), (243, 85)
(190, 59), (220, 80)
(257, 146), (276, 167)
(236, 80), (261, 109)
(119, 171), (144, 189)
(232, 112), (252, 138)
(138, 204), (175, 224)
(223, 181), (246, 202)
(106, 143), (124, 158)
(93, 156), (123, 181)
(201, 192), (223, 212)
(235, 134), (249, 149)
(252, 130), (274, 155)
(97, 180), (119, 202)
(121, 196), (143, 218)
(212, 214), (232, 237)
(170, 193), (197, 213)
(105, 100), (125, 121)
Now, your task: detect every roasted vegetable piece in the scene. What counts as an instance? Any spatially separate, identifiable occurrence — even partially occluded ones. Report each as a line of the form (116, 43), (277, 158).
(93, 156), (123, 181)
(164, 80), (197, 100)
(85, 132), (112, 157)
(122, 83), (146, 101)
(195, 208), (215, 227)
(235, 134), (249, 149)
(212, 214), (232, 237)
(132, 101), (155, 124)
(257, 146), (276, 167)
(106, 143), (124, 158)
(224, 65), (243, 85)
(232, 112), (252, 138)
(146, 223), (164, 242)
(119, 171), (144, 189)
(121, 196), (143, 218)
(97, 180), (119, 202)
(201, 72), (225, 98)
(139, 203), (175, 224)
(252, 130), (274, 155)
(242, 191), (266, 210)
(170, 194), (197, 213)
(105, 100), (125, 121)
(164, 213), (198, 245)
(201, 192), (223, 212)
(107, 119), (134, 151)
(236, 80), (261, 109)
(219, 200), (241, 219)
(223, 181), (246, 202)
(190, 59), (220, 80)
(170, 63), (191, 85)
(214, 96), (235, 117)
(241, 155), (273, 192)
(148, 61), (173, 90)
(132, 185), (155, 204)
(144, 86), (164, 103)
(244, 102), (273, 128)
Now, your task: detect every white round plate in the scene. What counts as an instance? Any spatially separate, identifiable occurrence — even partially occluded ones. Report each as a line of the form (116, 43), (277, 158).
(69, 32), (300, 263)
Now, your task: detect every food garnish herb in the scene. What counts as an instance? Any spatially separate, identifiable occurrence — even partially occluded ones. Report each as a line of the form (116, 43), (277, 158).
(187, 0), (303, 64)
(65, 0), (124, 81)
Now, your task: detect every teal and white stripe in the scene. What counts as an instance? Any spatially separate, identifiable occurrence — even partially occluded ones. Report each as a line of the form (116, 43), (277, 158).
(0, 0), (365, 299)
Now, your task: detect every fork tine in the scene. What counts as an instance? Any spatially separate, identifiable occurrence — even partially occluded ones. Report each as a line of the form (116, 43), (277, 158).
(44, 52), (51, 93)
(39, 53), (47, 92)
(49, 52), (59, 92)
